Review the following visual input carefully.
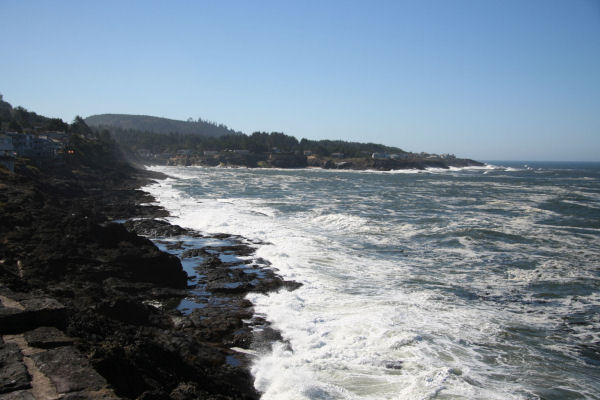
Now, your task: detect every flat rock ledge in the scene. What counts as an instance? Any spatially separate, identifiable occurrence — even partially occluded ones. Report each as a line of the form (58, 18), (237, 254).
(0, 291), (118, 400)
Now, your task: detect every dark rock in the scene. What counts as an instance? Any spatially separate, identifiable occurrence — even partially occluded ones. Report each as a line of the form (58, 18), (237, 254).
(207, 245), (255, 257)
(385, 360), (403, 369)
(30, 346), (110, 394)
(0, 390), (35, 400)
(124, 219), (193, 238)
(169, 382), (202, 400)
(165, 241), (185, 251)
(0, 297), (66, 334)
(322, 160), (335, 169)
(96, 298), (153, 325)
(136, 389), (169, 400)
(24, 326), (74, 349)
(180, 248), (209, 259)
(0, 140), (298, 399)
(0, 346), (30, 395)
(59, 389), (120, 400)
(268, 154), (307, 168)
(0, 343), (31, 394)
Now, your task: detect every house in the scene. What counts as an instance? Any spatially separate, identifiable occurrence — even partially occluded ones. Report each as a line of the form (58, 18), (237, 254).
(0, 134), (15, 171)
(303, 150), (313, 156)
(137, 149), (151, 158)
(176, 149), (193, 156)
(6, 133), (58, 159)
(0, 134), (14, 154)
(203, 150), (219, 156)
(372, 152), (389, 160)
(390, 153), (409, 160)
(44, 131), (68, 141)
(331, 152), (344, 158)
(233, 149), (250, 155)
(29, 135), (57, 159)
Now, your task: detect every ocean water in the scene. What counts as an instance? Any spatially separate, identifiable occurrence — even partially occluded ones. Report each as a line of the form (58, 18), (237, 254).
(144, 162), (600, 400)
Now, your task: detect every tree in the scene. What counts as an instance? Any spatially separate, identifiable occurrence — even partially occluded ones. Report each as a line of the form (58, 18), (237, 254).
(70, 116), (94, 136)
(8, 119), (22, 133)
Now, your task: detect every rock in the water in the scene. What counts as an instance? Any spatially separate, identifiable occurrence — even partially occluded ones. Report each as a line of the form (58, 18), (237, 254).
(124, 219), (193, 238)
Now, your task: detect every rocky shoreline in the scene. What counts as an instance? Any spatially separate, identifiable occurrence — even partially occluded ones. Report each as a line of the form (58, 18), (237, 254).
(0, 150), (298, 399)
(165, 152), (485, 170)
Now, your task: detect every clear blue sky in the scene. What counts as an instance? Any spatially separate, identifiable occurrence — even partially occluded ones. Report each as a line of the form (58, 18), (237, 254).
(1, 0), (599, 161)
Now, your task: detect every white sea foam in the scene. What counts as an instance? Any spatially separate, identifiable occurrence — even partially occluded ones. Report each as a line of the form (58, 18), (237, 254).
(144, 165), (600, 399)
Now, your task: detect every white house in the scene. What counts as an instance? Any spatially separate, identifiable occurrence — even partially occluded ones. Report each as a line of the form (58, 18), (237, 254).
(372, 152), (389, 160)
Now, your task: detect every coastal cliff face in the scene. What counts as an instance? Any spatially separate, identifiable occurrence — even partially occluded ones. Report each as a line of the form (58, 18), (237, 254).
(0, 134), (296, 399)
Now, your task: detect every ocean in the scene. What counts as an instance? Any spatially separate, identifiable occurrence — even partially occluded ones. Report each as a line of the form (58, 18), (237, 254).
(144, 162), (600, 400)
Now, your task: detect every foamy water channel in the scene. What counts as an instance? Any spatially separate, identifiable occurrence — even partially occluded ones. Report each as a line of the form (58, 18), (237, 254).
(144, 163), (600, 400)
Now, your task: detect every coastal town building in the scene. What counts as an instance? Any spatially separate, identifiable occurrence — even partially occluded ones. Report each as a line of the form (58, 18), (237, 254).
(0, 131), (69, 168)
(331, 152), (344, 158)
(372, 152), (389, 160)
(137, 149), (151, 158)
(0, 134), (16, 171)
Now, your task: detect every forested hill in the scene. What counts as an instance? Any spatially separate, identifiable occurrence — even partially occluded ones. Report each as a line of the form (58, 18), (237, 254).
(85, 114), (242, 137)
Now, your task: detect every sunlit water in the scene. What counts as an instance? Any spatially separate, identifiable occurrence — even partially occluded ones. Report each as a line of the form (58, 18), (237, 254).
(144, 162), (600, 399)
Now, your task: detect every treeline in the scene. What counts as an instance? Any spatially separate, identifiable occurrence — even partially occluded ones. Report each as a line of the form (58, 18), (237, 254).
(101, 126), (406, 158)
(85, 113), (242, 137)
(0, 95), (108, 140)
(0, 96), (70, 133)
(0, 95), (123, 165)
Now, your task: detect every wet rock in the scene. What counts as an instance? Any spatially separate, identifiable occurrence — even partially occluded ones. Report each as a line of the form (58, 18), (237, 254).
(124, 219), (194, 238)
(207, 245), (254, 257)
(188, 299), (254, 343)
(0, 343), (31, 394)
(384, 360), (403, 370)
(181, 248), (209, 259)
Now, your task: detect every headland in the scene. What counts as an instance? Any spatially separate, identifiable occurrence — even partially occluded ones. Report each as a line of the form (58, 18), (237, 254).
(0, 122), (298, 399)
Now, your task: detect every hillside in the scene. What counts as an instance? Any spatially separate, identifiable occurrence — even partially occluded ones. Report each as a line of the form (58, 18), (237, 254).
(85, 113), (241, 137)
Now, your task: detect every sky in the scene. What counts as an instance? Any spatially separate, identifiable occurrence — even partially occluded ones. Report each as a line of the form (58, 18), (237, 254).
(1, 0), (599, 161)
